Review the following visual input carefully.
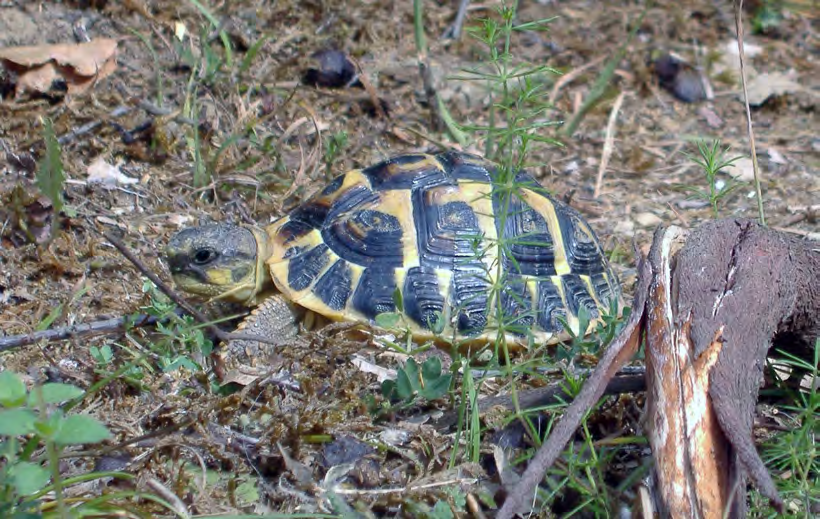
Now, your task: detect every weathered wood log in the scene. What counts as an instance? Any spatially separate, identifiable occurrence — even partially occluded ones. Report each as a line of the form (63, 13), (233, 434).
(647, 219), (818, 517)
(498, 219), (819, 518)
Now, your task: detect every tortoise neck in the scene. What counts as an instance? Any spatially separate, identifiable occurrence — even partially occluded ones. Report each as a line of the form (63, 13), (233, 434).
(248, 226), (275, 305)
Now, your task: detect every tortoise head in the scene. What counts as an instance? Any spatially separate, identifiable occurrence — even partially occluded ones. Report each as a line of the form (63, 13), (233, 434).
(164, 223), (273, 305)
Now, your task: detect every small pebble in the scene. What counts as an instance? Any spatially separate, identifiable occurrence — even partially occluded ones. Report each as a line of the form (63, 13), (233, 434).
(634, 211), (662, 228)
(303, 49), (356, 88)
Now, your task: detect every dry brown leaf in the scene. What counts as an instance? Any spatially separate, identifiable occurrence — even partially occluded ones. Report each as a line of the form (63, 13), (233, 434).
(0, 39), (118, 97)
(744, 71), (805, 106)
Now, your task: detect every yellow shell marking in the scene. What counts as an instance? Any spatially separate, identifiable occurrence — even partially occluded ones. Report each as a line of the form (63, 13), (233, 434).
(519, 188), (570, 276)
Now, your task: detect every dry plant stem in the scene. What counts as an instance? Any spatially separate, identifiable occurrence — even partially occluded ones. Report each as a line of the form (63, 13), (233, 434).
(432, 372), (645, 431)
(548, 55), (606, 105)
(0, 314), (163, 352)
(350, 57), (386, 120)
(497, 254), (651, 519)
(734, 0), (765, 225)
(594, 90), (625, 198)
(143, 476), (190, 517)
(444, 0), (472, 40)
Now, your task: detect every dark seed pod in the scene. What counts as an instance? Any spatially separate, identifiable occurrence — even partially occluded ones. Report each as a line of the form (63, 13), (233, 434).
(654, 53), (712, 103)
(303, 49), (356, 88)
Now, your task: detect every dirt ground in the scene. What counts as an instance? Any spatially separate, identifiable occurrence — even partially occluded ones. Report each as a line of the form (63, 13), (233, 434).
(0, 0), (817, 516)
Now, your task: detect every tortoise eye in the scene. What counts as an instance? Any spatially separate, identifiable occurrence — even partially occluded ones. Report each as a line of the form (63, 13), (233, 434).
(193, 248), (217, 265)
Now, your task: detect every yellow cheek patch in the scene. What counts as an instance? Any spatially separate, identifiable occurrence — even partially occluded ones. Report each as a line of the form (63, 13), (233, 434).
(205, 268), (236, 287)
(172, 275), (226, 298)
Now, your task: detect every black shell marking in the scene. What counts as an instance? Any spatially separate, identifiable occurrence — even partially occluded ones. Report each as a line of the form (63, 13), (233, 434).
(322, 209), (404, 268)
(494, 191), (558, 277)
(561, 274), (599, 319)
(403, 266), (445, 330)
(451, 267), (490, 335)
(499, 275), (535, 336)
(277, 219), (315, 244)
(287, 244), (330, 291)
(536, 279), (567, 333)
(556, 208), (605, 275)
(313, 259), (353, 311)
(414, 187), (483, 269)
(320, 174), (345, 197)
(362, 154), (450, 190)
(325, 185), (381, 222)
(352, 266), (397, 319)
(289, 200), (331, 230)
(590, 272), (616, 308)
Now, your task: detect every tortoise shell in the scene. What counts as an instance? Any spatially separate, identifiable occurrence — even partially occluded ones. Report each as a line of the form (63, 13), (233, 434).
(264, 151), (619, 346)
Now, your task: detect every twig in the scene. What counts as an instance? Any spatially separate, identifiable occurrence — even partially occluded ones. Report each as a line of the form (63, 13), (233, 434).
(0, 314), (163, 352)
(350, 57), (386, 120)
(548, 55), (607, 105)
(735, 0), (766, 225)
(432, 371), (645, 431)
(594, 90), (626, 198)
(442, 0), (472, 40)
(332, 477), (478, 496)
(57, 105), (133, 145)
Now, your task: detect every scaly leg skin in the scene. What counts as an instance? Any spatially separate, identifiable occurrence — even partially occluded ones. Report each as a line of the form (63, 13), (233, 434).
(219, 294), (300, 377)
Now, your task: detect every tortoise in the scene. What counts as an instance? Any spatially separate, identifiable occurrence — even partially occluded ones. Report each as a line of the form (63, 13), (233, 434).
(165, 150), (620, 356)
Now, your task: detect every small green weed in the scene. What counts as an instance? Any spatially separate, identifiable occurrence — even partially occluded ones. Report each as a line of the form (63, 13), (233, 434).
(682, 139), (745, 218)
(323, 131), (349, 179)
(750, 0), (785, 34)
(556, 298), (625, 363)
(0, 371), (182, 517)
(142, 279), (213, 373)
(381, 357), (452, 406)
(89, 343), (147, 389)
(755, 339), (819, 515)
(0, 371), (110, 517)
(31, 117), (66, 245)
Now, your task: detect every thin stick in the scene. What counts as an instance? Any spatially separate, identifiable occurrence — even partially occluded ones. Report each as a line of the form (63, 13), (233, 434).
(442, 0), (472, 40)
(735, 0), (766, 225)
(0, 314), (161, 352)
(594, 90), (626, 198)
(432, 371), (645, 431)
(548, 55), (606, 105)
(350, 57), (387, 120)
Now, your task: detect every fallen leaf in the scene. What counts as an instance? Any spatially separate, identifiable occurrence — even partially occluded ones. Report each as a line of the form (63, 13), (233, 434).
(351, 355), (396, 382)
(729, 157), (756, 182)
(634, 212), (663, 228)
(698, 106), (724, 128)
(0, 39), (117, 97)
(766, 148), (787, 165)
(166, 214), (193, 227)
(87, 157), (138, 188)
(744, 72), (803, 107)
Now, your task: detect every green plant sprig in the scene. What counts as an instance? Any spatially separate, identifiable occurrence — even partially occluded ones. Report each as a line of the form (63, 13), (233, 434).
(682, 139), (746, 219)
